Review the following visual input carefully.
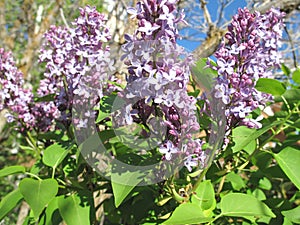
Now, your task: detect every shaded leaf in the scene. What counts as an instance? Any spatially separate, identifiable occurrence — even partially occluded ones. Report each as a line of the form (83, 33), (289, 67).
(38, 197), (62, 225)
(275, 89), (300, 102)
(191, 58), (217, 92)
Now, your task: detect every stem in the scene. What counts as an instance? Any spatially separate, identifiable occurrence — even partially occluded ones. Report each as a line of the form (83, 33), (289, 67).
(238, 100), (300, 171)
(25, 131), (40, 158)
(25, 172), (42, 181)
(192, 141), (221, 192)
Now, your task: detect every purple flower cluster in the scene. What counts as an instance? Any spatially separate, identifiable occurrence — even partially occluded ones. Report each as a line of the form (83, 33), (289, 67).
(116, 0), (206, 171)
(0, 48), (35, 130)
(39, 6), (113, 129)
(211, 8), (285, 129)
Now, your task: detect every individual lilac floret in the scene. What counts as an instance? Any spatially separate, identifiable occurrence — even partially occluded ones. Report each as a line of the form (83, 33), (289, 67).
(0, 48), (37, 130)
(210, 8), (285, 129)
(116, 0), (205, 171)
(39, 6), (113, 129)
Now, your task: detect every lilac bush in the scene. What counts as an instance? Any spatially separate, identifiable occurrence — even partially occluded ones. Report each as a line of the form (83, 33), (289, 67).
(1, 2), (299, 225)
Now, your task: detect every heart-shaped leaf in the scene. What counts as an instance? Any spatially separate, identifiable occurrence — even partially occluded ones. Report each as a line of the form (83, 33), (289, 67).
(19, 178), (58, 220)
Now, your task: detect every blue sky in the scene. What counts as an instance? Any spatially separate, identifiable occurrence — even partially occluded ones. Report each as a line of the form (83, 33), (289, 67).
(178, 0), (247, 51)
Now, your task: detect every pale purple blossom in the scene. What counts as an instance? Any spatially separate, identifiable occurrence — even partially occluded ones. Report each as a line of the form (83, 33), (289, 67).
(115, 0), (207, 171)
(38, 6), (113, 129)
(210, 7), (285, 130)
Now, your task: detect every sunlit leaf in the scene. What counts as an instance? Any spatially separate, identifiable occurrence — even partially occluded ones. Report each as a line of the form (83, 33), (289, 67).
(19, 178), (58, 220)
(58, 194), (90, 225)
(0, 189), (23, 220)
(274, 147), (300, 190)
(255, 78), (286, 96)
(220, 193), (275, 218)
(282, 206), (300, 224)
(191, 180), (216, 216)
(163, 203), (213, 225)
(292, 69), (300, 84)
(42, 143), (68, 168)
(0, 165), (25, 178)
(111, 169), (143, 208)
(226, 172), (246, 191)
(232, 121), (281, 153)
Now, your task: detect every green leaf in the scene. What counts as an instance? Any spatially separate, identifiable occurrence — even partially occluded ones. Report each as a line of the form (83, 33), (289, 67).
(292, 69), (300, 84)
(252, 189), (266, 201)
(58, 194), (90, 225)
(255, 78), (286, 96)
(163, 203), (213, 225)
(0, 165), (25, 178)
(220, 193), (275, 218)
(282, 206), (300, 224)
(258, 177), (272, 190)
(226, 172), (246, 191)
(42, 143), (68, 168)
(281, 64), (291, 76)
(191, 58), (217, 92)
(274, 147), (300, 190)
(111, 169), (143, 208)
(0, 189), (23, 220)
(275, 89), (300, 102)
(243, 139), (256, 155)
(43, 144), (68, 168)
(38, 197), (62, 225)
(19, 178), (58, 220)
(191, 180), (216, 216)
(34, 94), (55, 103)
(232, 121), (282, 153)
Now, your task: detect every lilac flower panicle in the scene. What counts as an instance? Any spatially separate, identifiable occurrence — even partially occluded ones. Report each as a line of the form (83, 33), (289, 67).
(211, 7), (285, 130)
(0, 48), (36, 130)
(116, 0), (206, 171)
(38, 5), (113, 129)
